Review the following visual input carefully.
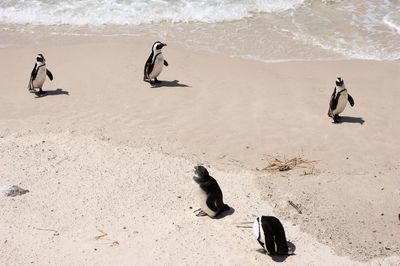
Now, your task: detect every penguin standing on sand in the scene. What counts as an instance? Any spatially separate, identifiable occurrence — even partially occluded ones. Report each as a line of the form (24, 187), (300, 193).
(252, 216), (293, 256)
(143, 41), (168, 85)
(28, 54), (53, 96)
(328, 77), (354, 123)
(192, 165), (230, 218)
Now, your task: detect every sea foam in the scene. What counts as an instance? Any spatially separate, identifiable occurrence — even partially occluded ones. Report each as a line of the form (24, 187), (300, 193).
(0, 0), (304, 25)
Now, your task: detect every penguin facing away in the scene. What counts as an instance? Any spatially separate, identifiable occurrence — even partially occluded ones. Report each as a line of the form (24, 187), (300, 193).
(143, 41), (168, 85)
(328, 77), (354, 123)
(192, 165), (230, 218)
(252, 216), (293, 256)
(28, 53), (53, 95)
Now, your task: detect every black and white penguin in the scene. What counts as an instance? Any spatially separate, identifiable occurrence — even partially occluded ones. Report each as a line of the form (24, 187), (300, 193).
(328, 77), (354, 123)
(28, 54), (53, 95)
(143, 41), (168, 85)
(192, 165), (230, 218)
(252, 216), (292, 255)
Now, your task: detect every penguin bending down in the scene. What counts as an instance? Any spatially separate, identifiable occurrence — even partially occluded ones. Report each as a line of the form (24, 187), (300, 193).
(28, 54), (53, 95)
(143, 41), (168, 85)
(192, 165), (230, 218)
(253, 216), (293, 256)
(328, 77), (354, 123)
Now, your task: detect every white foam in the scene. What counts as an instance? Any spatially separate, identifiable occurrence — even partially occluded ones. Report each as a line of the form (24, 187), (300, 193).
(383, 13), (400, 34)
(0, 0), (304, 25)
(292, 31), (400, 61)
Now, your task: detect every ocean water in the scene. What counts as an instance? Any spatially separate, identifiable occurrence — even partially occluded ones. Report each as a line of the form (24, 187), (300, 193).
(0, 0), (399, 61)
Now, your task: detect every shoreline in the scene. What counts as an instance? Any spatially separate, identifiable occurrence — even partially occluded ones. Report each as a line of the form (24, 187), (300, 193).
(1, 38), (399, 264)
(2, 25), (400, 62)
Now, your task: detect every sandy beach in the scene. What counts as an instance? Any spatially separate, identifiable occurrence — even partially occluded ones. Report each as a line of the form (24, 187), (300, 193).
(0, 38), (399, 265)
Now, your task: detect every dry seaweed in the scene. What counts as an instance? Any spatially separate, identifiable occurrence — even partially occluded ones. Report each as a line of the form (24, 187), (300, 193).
(94, 229), (120, 247)
(258, 155), (317, 174)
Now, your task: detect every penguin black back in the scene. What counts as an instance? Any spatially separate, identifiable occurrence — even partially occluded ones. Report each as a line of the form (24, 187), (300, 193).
(253, 216), (291, 255)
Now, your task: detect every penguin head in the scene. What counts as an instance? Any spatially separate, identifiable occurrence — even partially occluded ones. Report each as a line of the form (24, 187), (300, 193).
(335, 77), (344, 87)
(152, 41), (167, 53)
(193, 165), (209, 183)
(36, 54), (45, 63)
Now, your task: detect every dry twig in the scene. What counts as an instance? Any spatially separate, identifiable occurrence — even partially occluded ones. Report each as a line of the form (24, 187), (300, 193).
(33, 227), (59, 236)
(288, 200), (302, 214)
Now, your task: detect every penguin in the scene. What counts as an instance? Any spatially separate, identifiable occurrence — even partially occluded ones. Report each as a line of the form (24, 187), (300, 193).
(192, 165), (230, 218)
(252, 216), (293, 256)
(143, 41), (168, 85)
(28, 54), (53, 95)
(328, 77), (354, 123)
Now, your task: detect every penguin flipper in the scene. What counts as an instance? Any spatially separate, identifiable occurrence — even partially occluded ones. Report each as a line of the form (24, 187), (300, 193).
(31, 63), (37, 80)
(46, 69), (53, 80)
(264, 233), (277, 255)
(205, 194), (219, 213)
(164, 60), (168, 67)
(274, 226), (289, 255)
(144, 54), (153, 79)
(330, 88), (338, 110)
(348, 94), (355, 107)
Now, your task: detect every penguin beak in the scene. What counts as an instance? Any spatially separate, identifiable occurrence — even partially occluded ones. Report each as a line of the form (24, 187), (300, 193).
(162, 43), (167, 47)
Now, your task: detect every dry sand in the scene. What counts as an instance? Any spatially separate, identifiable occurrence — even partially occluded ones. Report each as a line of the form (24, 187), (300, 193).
(0, 39), (399, 265)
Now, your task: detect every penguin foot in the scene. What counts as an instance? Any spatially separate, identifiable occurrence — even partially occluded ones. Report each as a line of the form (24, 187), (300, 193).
(154, 78), (162, 84)
(332, 114), (341, 123)
(36, 90), (47, 96)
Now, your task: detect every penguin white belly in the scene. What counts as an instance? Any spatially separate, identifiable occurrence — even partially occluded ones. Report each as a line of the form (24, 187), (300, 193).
(32, 66), (47, 88)
(195, 187), (216, 217)
(149, 54), (164, 79)
(333, 91), (348, 115)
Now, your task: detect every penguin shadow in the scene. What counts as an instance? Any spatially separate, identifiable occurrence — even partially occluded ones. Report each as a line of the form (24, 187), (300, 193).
(152, 80), (190, 88)
(214, 206), (235, 219)
(334, 116), (365, 125)
(256, 241), (296, 262)
(35, 88), (69, 98)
